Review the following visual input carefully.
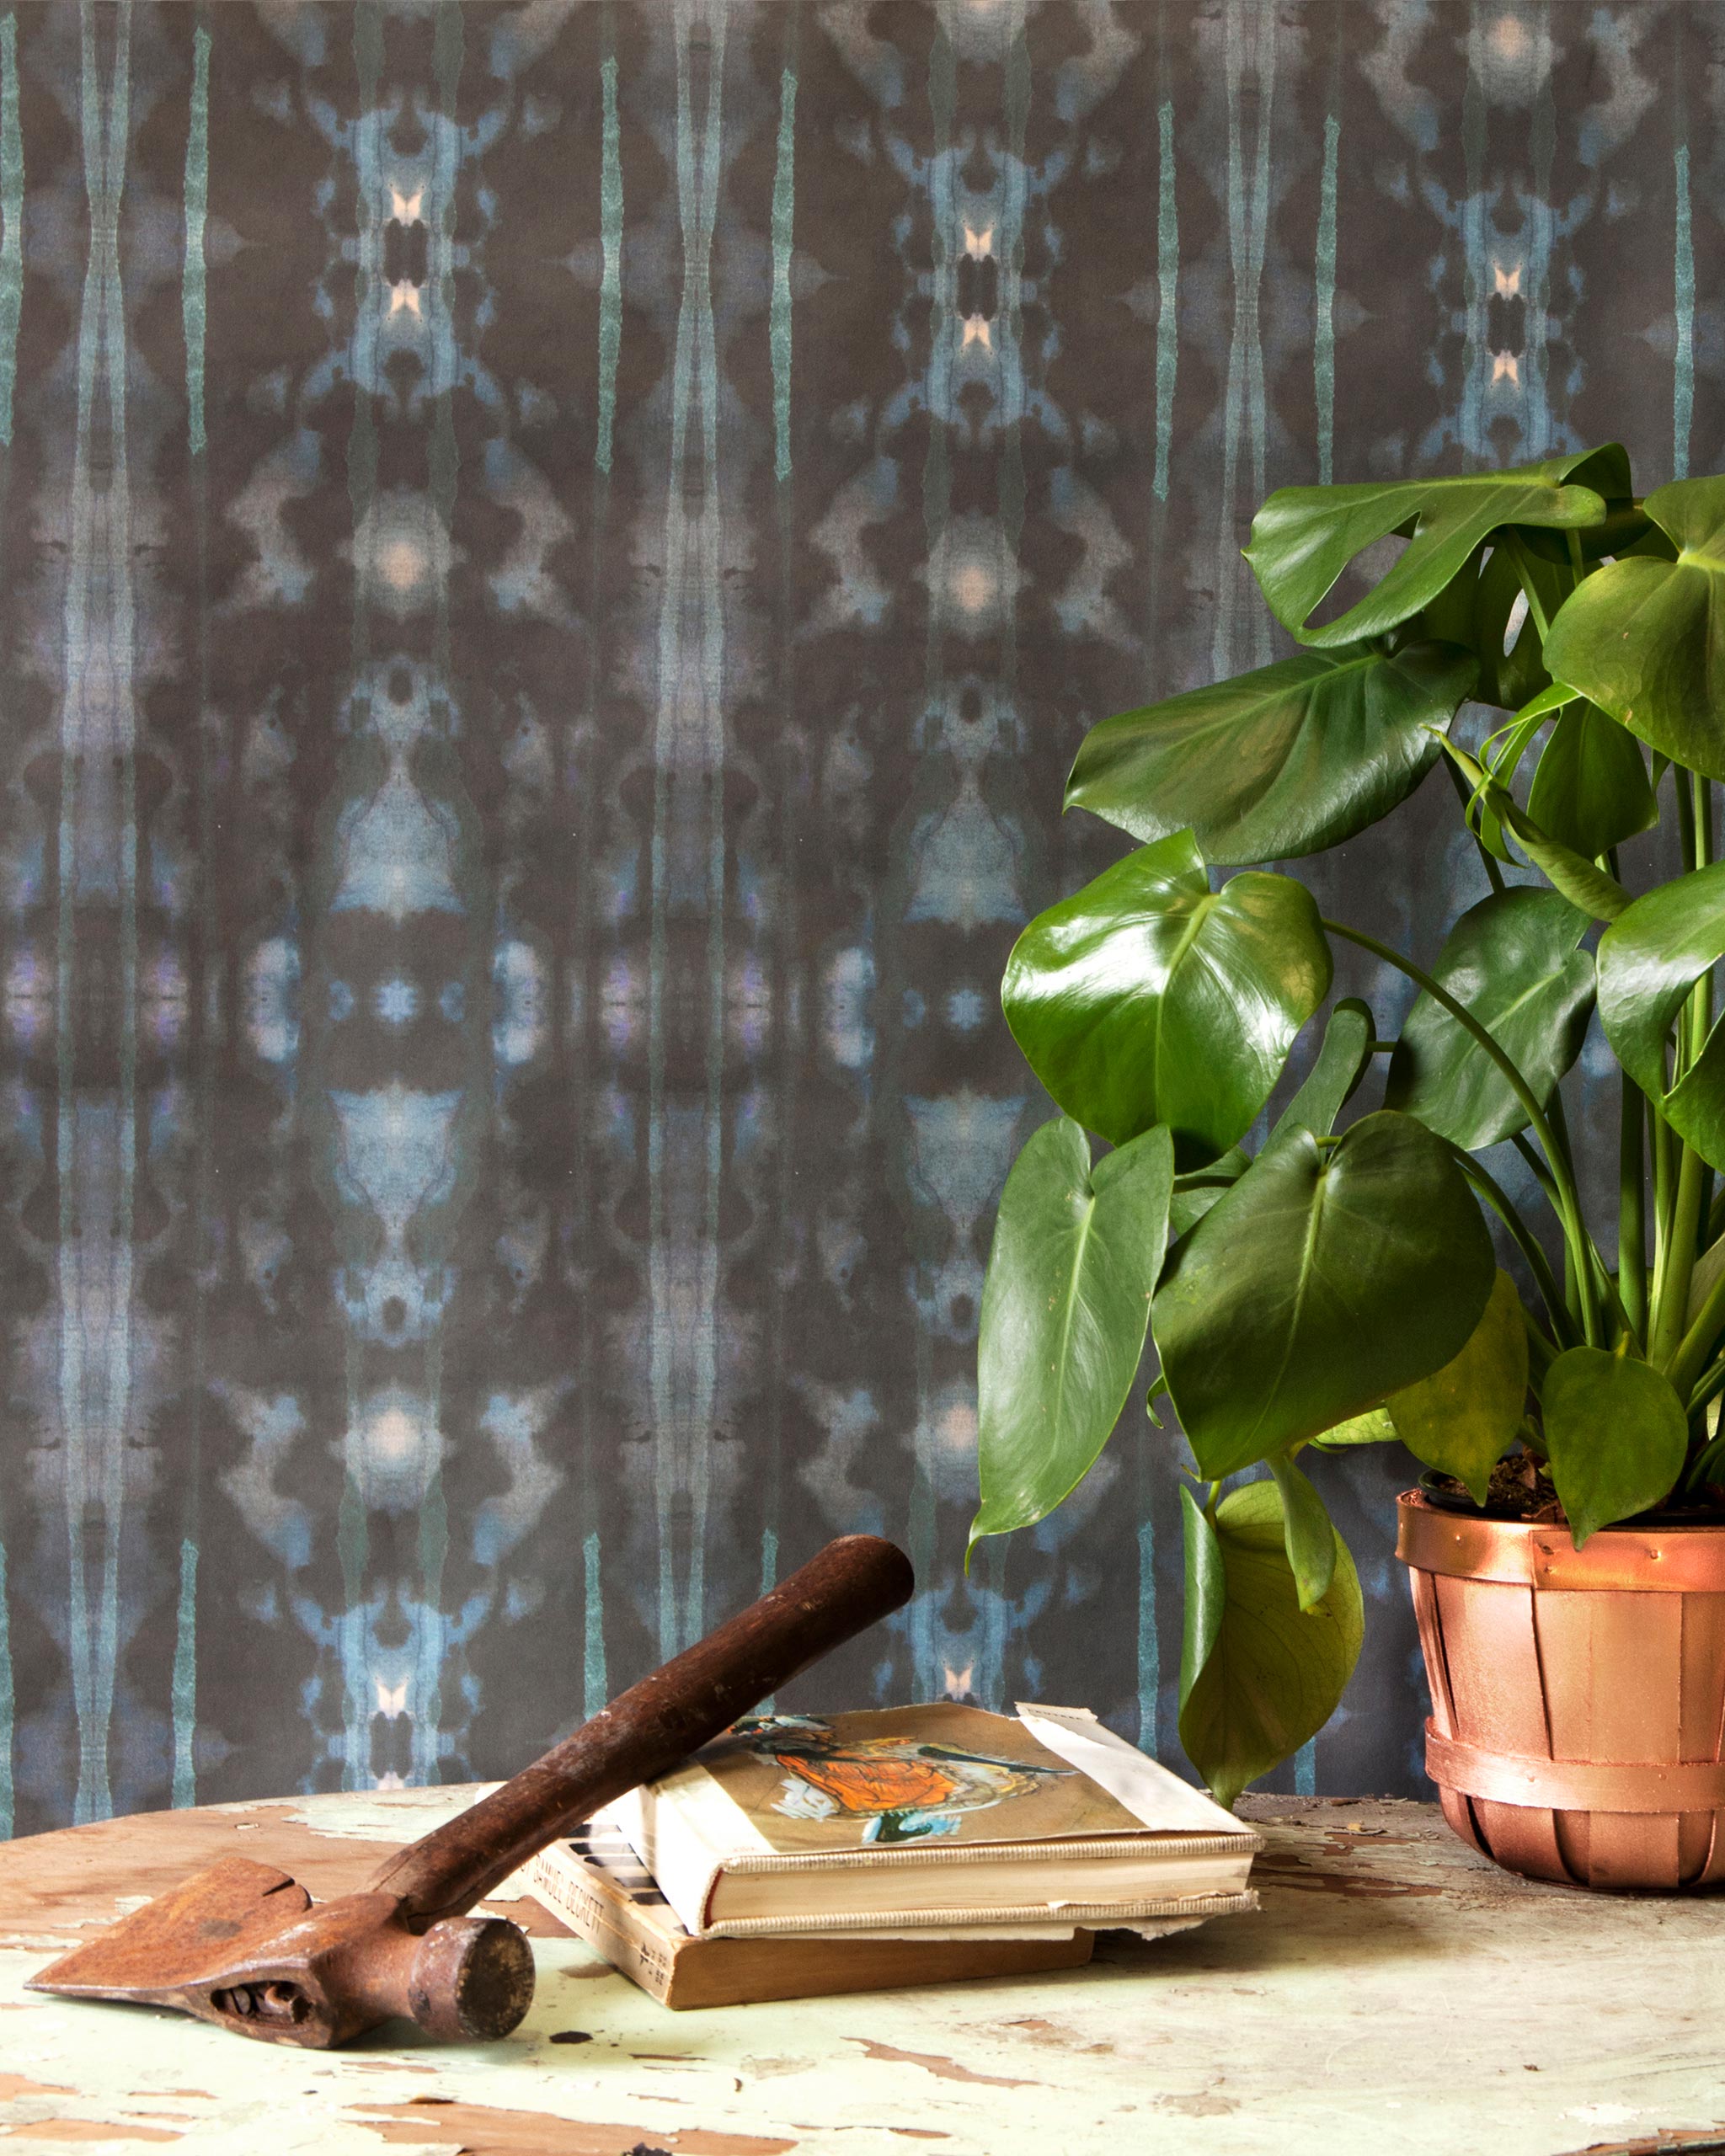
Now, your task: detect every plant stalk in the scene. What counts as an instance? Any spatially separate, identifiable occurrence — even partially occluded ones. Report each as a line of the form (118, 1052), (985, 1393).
(1669, 1261), (1725, 1406)
(1652, 1143), (1707, 1371)
(1686, 1349), (1725, 1423)
(1619, 1074), (1648, 1342)
(1503, 531), (1552, 638)
(1653, 1091), (1676, 1284)
(1445, 1143), (1576, 1347)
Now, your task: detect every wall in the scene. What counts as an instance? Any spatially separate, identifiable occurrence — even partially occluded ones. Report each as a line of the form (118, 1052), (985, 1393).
(0, 0), (1712, 1834)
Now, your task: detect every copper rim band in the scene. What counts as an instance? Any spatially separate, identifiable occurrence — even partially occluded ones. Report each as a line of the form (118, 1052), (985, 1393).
(1395, 1492), (1725, 1593)
(1425, 1723), (1725, 1814)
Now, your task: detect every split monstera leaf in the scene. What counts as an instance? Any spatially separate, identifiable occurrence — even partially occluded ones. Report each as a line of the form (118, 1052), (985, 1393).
(974, 447), (1725, 1808)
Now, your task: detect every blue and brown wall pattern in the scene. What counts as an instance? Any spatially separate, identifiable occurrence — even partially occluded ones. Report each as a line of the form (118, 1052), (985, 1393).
(0, 0), (1714, 1833)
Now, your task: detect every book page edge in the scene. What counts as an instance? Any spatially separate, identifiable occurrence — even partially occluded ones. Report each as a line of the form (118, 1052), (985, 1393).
(1014, 1701), (1257, 1840)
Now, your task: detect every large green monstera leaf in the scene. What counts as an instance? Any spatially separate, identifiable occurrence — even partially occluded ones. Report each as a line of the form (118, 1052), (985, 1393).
(1542, 477), (1725, 782)
(1001, 830), (1332, 1166)
(1246, 445), (1626, 648)
(1385, 888), (1596, 1150)
(1063, 642), (1476, 865)
(970, 1120), (1174, 1554)
(1152, 1112), (1496, 1477)
(1597, 860), (1725, 1176)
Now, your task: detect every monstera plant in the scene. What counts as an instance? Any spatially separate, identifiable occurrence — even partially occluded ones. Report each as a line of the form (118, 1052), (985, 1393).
(973, 448), (1725, 1813)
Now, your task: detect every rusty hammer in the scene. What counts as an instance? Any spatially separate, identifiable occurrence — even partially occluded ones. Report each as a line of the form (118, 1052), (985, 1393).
(29, 1534), (913, 2048)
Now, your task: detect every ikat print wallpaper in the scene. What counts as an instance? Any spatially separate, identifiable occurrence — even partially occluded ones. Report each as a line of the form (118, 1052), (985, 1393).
(0, 0), (1714, 1835)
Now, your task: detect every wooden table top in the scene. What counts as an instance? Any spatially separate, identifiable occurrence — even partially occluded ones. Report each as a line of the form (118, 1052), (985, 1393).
(0, 1785), (1720, 2156)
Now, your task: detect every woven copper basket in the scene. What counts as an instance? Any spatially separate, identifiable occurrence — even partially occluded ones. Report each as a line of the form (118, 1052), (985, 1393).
(1397, 1491), (1725, 1891)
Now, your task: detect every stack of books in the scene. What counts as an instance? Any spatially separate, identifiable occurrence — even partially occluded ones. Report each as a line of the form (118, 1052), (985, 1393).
(513, 1701), (1261, 2009)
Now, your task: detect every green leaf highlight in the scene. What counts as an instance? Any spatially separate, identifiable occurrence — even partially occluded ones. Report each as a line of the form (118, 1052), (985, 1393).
(1065, 643), (1475, 865)
(1386, 889), (1595, 1151)
(1002, 830), (1331, 1166)
(1542, 476), (1725, 782)
(1246, 446), (1626, 648)
(970, 1121), (1174, 1554)
(1153, 1112), (1496, 1477)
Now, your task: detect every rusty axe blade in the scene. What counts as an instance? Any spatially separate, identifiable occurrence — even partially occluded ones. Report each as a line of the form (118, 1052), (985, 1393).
(29, 1534), (913, 2048)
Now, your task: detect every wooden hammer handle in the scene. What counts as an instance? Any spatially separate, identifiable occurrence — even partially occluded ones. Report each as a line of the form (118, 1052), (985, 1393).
(368, 1534), (915, 1927)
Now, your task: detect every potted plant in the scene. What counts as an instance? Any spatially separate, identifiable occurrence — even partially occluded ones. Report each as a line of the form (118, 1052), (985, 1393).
(972, 446), (1725, 1889)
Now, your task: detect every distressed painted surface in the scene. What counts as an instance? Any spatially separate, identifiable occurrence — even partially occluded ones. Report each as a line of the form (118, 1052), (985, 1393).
(3, 1790), (1725, 2153)
(0, 0), (1720, 1836)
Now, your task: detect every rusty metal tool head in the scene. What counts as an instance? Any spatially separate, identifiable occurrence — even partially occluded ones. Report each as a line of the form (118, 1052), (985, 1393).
(29, 1534), (914, 2048)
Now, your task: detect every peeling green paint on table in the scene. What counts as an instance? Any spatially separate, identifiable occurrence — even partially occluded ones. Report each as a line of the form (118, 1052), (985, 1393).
(1, 1789), (1722, 2156)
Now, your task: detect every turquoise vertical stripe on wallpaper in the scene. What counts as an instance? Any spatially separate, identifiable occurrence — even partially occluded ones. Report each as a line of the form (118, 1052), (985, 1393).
(183, 24), (210, 457)
(54, 23), (88, 1828)
(1295, 1737), (1316, 1796)
(1153, 99), (1177, 503)
(105, 0), (142, 1842)
(905, 13), (955, 1707)
(1213, 0), (1274, 676)
(1674, 142), (1693, 481)
(755, 1525), (779, 1711)
(771, 67), (796, 484)
(692, 0), (728, 1662)
(582, 1531), (606, 1724)
(171, 1539), (198, 1807)
(0, 13), (22, 450)
(648, 1), (729, 1660)
(336, 0), (381, 1794)
(596, 54), (622, 476)
(1315, 112), (1339, 485)
(1136, 1514), (1158, 1754)
(420, 0), (465, 1791)
(61, 0), (139, 1829)
(646, 21), (685, 1666)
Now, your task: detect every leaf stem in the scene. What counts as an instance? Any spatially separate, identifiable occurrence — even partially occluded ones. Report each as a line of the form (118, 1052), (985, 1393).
(1322, 915), (1602, 1345)
(1653, 1088), (1677, 1300)
(1548, 1091), (1587, 1331)
(1504, 531), (1552, 638)
(1445, 1142), (1576, 1347)
(1686, 1351), (1725, 1424)
(1514, 1131), (1642, 1350)
(1620, 1073), (1648, 1342)
(1669, 1260), (1725, 1406)
(1652, 1143), (1707, 1371)
(1696, 777), (1717, 1258)
(1520, 1305), (1557, 1385)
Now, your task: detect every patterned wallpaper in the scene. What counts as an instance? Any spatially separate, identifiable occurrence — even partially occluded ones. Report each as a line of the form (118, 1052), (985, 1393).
(0, 0), (1713, 1836)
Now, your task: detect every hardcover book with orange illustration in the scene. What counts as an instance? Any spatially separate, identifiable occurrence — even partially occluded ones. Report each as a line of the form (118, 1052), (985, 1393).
(603, 1701), (1261, 1940)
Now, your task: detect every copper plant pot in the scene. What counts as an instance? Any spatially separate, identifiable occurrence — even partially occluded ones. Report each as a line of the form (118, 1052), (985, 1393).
(1397, 1491), (1725, 1891)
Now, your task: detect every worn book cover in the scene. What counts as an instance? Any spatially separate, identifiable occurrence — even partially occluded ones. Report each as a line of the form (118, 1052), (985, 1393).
(606, 1702), (1261, 1939)
(682, 1701), (1153, 1849)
